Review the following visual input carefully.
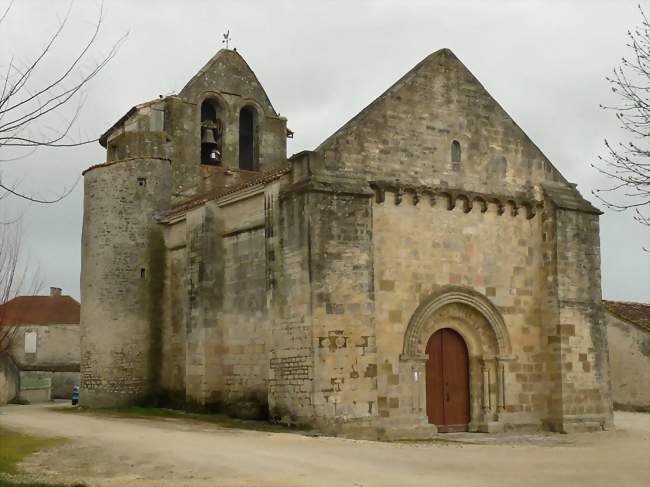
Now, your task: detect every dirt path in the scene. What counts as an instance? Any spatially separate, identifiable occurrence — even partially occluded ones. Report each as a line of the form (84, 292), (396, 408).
(1, 404), (649, 487)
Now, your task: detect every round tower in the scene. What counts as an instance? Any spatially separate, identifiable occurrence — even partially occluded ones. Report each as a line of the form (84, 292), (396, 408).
(80, 156), (171, 407)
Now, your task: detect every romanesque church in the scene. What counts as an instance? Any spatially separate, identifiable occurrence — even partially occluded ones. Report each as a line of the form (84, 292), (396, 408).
(80, 48), (612, 438)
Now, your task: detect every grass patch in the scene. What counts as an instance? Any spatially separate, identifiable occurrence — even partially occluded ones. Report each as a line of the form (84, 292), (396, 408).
(0, 428), (65, 475)
(0, 480), (85, 487)
(55, 406), (310, 434)
(0, 428), (85, 487)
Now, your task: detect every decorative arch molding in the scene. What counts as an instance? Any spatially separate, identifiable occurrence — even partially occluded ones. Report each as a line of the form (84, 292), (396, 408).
(198, 91), (232, 117)
(236, 98), (265, 120)
(401, 285), (512, 359)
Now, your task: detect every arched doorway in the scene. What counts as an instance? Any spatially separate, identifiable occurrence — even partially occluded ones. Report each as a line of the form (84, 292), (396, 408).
(425, 328), (469, 432)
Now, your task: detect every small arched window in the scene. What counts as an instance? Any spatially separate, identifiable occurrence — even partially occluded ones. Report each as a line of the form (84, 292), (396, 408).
(200, 99), (223, 165)
(451, 140), (461, 163)
(239, 106), (257, 171)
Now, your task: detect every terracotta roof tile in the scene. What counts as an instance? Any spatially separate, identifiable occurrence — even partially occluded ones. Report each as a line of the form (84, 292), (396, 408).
(166, 163), (292, 218)
(0, 295), (80, 326)
(604, 300), (650, 333)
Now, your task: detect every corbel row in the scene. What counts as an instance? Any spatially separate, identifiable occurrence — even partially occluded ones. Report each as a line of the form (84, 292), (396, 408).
(369, 181), (543, 219)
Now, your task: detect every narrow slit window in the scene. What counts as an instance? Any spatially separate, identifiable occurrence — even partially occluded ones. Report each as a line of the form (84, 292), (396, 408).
(451, 140), (461, 163)
(137, 177), (147, 187)
(140, 268), (146, 279)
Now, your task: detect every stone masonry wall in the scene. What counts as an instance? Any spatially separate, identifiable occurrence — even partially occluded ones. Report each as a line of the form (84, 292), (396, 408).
(372, 191), (547, 428)
(159, 220), (187, 403)
(9, 324), (79, 370)
(606, 313), (650, 411)
(183, 206), (217, 406)
(542, 206), (612, 431)
(318, 49), (566, 196)
(173, 193), (272, 414)
(80, 158), (171, 407)
(218, 195), (269, 412)
(171, 49), (287, 197)
(269, 189), (315, 423)
(307, 189), (378, 424)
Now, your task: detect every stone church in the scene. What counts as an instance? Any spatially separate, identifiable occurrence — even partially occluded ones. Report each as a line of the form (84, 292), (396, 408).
(80, 48), (613, 438)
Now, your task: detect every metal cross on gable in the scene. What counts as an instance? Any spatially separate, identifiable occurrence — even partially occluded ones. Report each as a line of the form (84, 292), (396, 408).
(222, 30), (232, 49)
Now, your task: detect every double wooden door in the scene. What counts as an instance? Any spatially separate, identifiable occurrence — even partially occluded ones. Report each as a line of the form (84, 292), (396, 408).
(425, 328), (470, 432)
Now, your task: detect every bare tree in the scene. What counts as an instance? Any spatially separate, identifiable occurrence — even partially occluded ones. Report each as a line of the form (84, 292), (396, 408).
(0, 222), (42, 353)
(0, 0), (126, 204)
(593, 4), (650, 227)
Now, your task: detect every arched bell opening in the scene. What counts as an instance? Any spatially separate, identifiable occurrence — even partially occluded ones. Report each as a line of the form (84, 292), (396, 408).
(200, 98), (224, 165)
(238, 105), (258, 170)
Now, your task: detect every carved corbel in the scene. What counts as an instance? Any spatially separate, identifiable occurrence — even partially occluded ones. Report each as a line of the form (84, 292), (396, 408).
(525, 203), (537, 219)
(476, 197), (488, 213)
(509, 200), (519, 217)
(412, 191), (421, 206)
(444, 193), (456, 211)
(462, 196), (473, 213)
(394, 188), (403, 205)
(496, 199), (505, 216)
(426, 191), (436, 207)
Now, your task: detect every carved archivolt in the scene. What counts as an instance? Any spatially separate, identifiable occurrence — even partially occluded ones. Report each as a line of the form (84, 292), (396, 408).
(401, 286), (512, 359)
(369, 180), (541, 219)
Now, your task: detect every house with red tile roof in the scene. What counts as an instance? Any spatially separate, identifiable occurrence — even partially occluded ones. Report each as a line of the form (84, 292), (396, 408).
(0, 287), (80, 403)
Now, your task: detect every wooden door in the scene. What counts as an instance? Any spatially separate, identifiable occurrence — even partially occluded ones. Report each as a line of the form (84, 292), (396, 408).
(425, 328), (469, 432)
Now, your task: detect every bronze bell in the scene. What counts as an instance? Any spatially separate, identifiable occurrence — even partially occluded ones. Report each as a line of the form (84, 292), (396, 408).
(202, 127), (217, 145)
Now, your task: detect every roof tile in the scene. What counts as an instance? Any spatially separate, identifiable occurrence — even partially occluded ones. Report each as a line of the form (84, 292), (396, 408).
(604, 300), (650, 333)
(0, 295), (80, 326)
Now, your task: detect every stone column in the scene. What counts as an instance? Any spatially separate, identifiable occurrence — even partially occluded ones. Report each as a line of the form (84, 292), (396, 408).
(496, 357), (506, 414)
(482, 362), (491, 413)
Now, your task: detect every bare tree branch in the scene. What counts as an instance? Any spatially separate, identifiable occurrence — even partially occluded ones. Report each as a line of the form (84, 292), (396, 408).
(594, 4), (650, 227)
(0, 0), (126, 204)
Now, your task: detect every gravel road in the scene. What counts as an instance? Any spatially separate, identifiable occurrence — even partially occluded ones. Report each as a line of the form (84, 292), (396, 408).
(1, 403), (648, 486)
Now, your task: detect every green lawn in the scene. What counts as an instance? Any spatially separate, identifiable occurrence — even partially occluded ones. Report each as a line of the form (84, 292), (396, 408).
(0, 428), (65, 475)
(0, 427), (83, 487)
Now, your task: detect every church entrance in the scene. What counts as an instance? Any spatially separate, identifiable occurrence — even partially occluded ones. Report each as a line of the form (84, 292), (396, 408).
(425, 328), (470, 432)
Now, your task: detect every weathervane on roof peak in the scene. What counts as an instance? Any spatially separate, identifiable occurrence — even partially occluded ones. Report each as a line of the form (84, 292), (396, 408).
(222, 30), (232, 50)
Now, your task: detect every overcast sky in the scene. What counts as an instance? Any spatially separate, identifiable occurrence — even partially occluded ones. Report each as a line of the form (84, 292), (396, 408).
(1, 0), (649, 302)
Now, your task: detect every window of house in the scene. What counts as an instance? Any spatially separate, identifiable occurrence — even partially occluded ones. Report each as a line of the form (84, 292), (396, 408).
(200, 99), (223, 165)
(451, 140), (461, 163)
(24, 331), (37, 354)
(239, 106), (257, 171)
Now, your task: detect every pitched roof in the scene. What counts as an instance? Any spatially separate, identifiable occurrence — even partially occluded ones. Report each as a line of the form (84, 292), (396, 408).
(542, 183), (602, 215)
(604, 300), (650, 333)
(98, 96), (175, 148)
(166, 163), (292, 218)
(314, 47), (570, 188)
(0, 295), (80, 326)
(179, 49), (277, 114)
